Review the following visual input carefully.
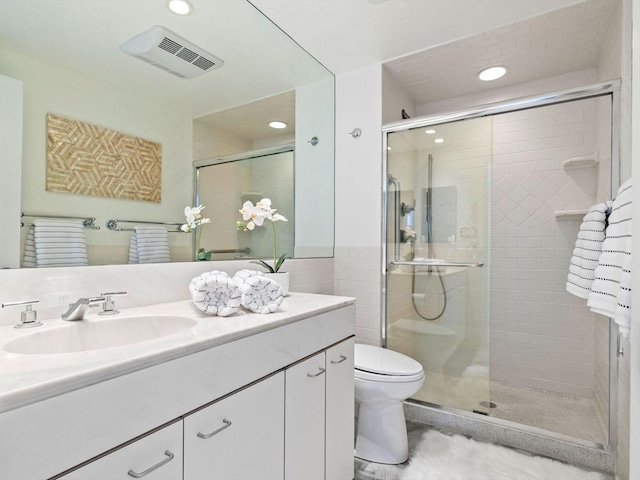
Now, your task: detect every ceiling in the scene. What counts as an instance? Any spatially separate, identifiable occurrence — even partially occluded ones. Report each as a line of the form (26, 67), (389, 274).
(383, 0), (619, 108)
(0, 0), (617, 133)
(249, 0), (585, 75)
(0, 0), (330, 118)
(196, 90), (296, 142)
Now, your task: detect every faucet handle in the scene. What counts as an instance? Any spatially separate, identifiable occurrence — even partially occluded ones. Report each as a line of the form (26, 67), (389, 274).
(2, 299), (43, 329)
(98, 291), (127, 316)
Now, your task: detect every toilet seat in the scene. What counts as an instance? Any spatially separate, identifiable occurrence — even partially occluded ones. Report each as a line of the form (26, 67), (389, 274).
(354, 344), (424, 377)
(355, 368), (425, 383)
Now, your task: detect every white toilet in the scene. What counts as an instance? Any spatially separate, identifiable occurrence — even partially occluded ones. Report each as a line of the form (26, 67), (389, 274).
(354, 344), (425, 464)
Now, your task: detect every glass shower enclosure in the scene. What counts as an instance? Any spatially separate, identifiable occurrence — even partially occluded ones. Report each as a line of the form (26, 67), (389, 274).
(382, 82), (618, 448)
(384, 117), (492, 414)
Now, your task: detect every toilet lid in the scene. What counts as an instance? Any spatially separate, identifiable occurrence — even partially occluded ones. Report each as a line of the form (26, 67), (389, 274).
(354, 344), (423, 376)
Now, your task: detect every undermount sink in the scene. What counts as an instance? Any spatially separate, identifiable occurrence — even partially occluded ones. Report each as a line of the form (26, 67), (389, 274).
(4, 315), (198, 355)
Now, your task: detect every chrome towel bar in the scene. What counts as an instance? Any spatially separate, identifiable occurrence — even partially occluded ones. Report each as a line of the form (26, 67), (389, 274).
(390, 260), (484, 268)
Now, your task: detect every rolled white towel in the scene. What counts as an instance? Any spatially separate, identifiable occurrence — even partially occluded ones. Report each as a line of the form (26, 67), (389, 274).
(189, 270), (242, 317)
(233, 269), (283, 314)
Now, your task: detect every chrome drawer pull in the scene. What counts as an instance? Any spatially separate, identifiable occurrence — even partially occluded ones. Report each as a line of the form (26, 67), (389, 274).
(331, 355), (347, 364)
(307, 367), (326, 378)
(127, 450), (174, 478)
(197, 419), (232, 439)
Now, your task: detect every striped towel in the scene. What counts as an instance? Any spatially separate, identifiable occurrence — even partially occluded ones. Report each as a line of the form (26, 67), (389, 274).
(29, 219), (88, 267)
(566, 201), (613, 298)
(128, 226), (170, 264)
(587, 179), (632, 337)
(22, 226), (37, 268)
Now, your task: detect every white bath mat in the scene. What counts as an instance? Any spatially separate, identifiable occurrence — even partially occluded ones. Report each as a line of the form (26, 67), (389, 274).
(400, 430), (607, 480)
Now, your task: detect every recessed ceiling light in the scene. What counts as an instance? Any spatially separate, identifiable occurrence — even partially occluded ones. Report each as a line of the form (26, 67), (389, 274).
(425, 129), (436, 134)
(167, 0), (193, 15)
(387, 146), (392, 150)
(269, 121), (287, 129)
(434, 138), (444, 144)
(477, 66), (508, 81)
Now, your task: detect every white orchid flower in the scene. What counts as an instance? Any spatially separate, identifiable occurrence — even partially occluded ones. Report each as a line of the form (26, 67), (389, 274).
(257, 198), (272, 209)
(270, 212), (287, 222)
(240, 201), (268, 226)
(182, 204), (212, 260)
(184, 205), (206, 227)
(238, 198), (289, 273)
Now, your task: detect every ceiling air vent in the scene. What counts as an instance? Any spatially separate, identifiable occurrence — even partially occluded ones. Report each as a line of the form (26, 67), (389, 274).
(120, 25), (224, 79)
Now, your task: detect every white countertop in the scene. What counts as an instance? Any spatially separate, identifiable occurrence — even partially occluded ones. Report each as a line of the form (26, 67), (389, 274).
(0, 292), (355, 413)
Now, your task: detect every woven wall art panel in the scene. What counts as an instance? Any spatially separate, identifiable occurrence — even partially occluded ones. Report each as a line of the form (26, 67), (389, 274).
(46, 113), (162, 203)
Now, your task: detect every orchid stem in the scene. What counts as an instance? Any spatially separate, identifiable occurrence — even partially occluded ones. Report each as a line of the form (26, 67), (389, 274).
(271, 221), (277, 272)
(197, 224), (203, 259)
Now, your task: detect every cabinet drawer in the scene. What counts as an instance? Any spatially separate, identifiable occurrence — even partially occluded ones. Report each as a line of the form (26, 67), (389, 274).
(184, 372), (285, 480)
(59, 421), (182, 480)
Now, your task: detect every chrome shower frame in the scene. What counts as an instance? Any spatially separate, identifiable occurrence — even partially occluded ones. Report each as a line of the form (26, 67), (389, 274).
(381, 79), (621, 453)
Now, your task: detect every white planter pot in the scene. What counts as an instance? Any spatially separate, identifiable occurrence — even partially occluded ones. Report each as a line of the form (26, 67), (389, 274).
(264, 272), (289, 296)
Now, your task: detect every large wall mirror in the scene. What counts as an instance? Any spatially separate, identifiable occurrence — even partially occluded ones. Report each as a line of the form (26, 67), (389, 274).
(0, 0), (335, 268)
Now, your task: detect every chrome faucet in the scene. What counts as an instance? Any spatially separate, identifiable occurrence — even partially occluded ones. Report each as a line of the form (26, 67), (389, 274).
(61, 296), (105, 321)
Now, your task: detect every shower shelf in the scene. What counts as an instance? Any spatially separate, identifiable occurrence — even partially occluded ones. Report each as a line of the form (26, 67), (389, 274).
(562, 155), (598, 169)
(555, 209), (589, 220)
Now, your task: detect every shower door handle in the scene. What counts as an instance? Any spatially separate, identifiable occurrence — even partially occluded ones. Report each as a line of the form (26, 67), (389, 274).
(390, 260), (484, 268)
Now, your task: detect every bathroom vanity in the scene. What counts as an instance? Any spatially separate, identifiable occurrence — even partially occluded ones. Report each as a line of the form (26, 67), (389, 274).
(0, 293), (355, 480)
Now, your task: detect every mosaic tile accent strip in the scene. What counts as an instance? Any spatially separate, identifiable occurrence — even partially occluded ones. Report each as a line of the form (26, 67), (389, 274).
(46, 113), (161, 203)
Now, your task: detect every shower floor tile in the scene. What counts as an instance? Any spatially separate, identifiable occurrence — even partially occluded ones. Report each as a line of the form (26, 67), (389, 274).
(489, 381), (608, 445)
(411, 373), (608, 445)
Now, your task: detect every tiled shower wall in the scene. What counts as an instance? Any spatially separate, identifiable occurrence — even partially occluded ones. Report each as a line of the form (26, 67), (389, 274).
(414, 70), (613, 406)
(489, 97), (609, 399)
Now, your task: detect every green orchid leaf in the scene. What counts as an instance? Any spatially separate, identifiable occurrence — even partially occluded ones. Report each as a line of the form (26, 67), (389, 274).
(250, 259), (275, 273)
(274, 253), (287, 273)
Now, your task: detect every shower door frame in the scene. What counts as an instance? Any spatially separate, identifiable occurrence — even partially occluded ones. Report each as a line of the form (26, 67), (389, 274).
(381, 79), (621, 452)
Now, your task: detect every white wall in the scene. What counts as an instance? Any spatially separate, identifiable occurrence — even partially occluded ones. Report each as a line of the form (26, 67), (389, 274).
(382, 66), (416, 124)
(0, 75), (23, 269)
(0, 47), (193, 266)
(334, 65), (383, 345)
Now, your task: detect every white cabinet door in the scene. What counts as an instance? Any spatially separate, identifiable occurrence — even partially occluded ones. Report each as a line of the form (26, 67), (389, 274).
(184, 372), (284, 480)
(285, 351), (326, 480)
(59, 421), (183, 480)
(326, 337), (355, 480)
